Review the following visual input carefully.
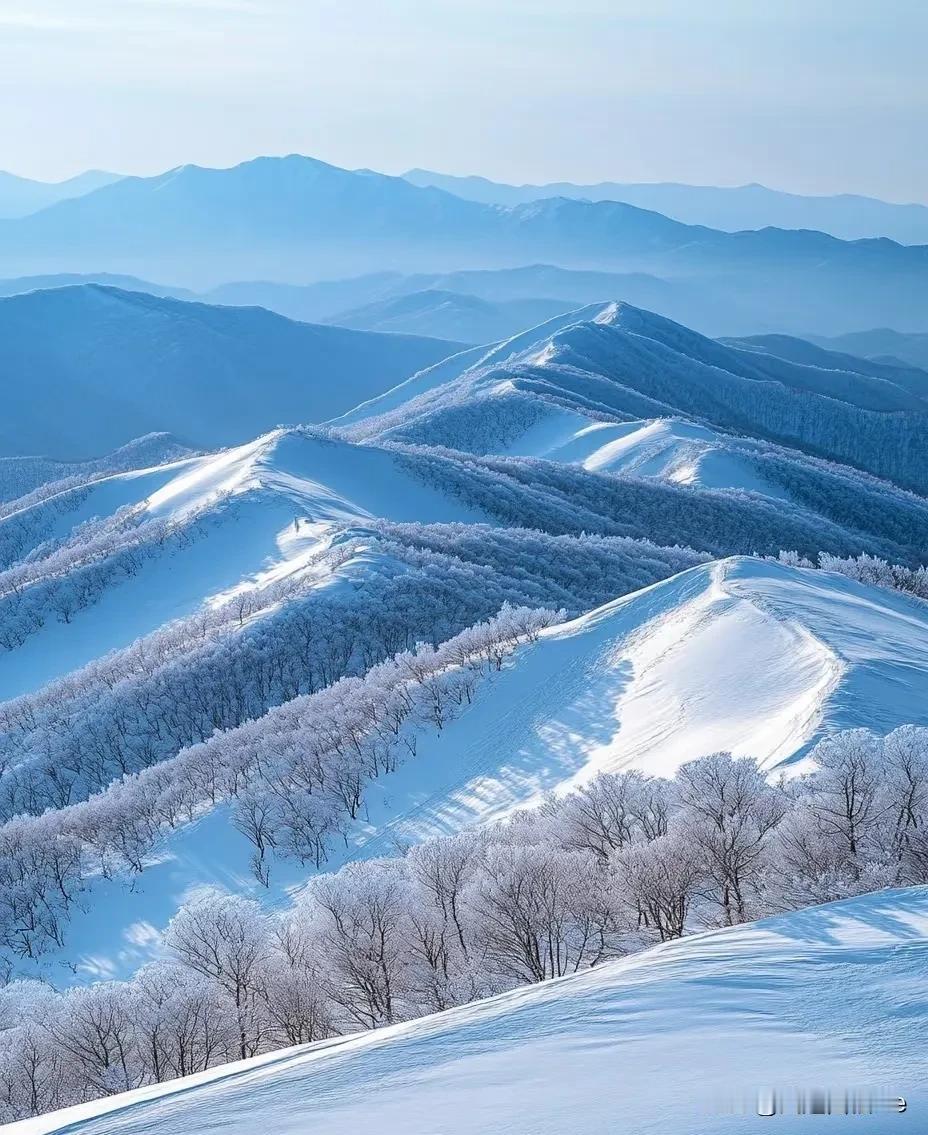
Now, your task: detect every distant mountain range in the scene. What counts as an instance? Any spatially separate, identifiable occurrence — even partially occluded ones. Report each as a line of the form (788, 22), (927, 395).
(722, 333), (928, 395)
(0, 169), (122, 219)
(807, 327), (928, 373)
(405, 167), (928, 244)
(0, 271), (196, 301)
(323, 289), (574, 342)
(0, 265), (733, 335)
(0, 285), (464, 457)
(0, 156), (926, 336)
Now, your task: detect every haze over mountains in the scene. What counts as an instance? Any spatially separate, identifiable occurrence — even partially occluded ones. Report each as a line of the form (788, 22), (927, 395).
(0, 285), (462, 457)
(323, 289), (575, 342)
(808, 328), (928, 373)
(405, 167), (928, 244)
(0, 169), (122, 219)
(1, 155), (927, 335)
(0, 266), (740, 339)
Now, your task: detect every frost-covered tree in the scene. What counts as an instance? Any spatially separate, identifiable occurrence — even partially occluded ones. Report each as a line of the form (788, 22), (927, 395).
(50, 982), (142, 1098)
(307, 860), (411, 1030)
(5, 727), (928, 1120)
(675, 754), (786, 925)
(618, 823), (703, 942)
(164, 893), (271, 1060)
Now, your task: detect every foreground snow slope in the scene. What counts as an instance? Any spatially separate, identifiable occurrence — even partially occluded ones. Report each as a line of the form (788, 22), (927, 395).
(17, 886), (928, 1135)
(350, 557), (928, 854)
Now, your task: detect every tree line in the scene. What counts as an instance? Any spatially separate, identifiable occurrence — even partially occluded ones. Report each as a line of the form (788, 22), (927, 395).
(2, 726), (927, 1121)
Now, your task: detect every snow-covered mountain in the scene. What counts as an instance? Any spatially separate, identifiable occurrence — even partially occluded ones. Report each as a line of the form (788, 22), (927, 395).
(0, 285), (464, 457)
(0, 433), (194, 503)
(3, 407), (927, 717)
(721, 332), (928, 398)
(346, 557), (928, 849)
(339, 300), (928, 495)
(14, 885), (928, 1135)
(2, 273), (928, 1130)
(405, 166), (928, 244)
(0, 429), (491, 701)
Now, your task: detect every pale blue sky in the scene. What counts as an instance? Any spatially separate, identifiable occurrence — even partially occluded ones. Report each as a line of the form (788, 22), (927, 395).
(1, 0), (925, 201)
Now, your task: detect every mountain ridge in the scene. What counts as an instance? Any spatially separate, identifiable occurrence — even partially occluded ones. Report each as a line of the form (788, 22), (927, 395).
(404, 166), (928, 243)
(0, 156), (926, 334)
(0, 168), (123, 219)
(0, 284), (466, 457)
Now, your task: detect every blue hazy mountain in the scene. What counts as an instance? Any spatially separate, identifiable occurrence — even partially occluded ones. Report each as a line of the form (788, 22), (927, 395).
(204, 267), (706, 327)
(0, 169), (123, 219)
(807, 328), (928, 373)
(404, 168), (928, 244)
(0, 285), (465, 457)
(323, 289), (575, 343)
(1, 156), (926, 335)
(0, 271), (196, 300)
(0, 268), (731, 337)
(722, 333), (928, 400)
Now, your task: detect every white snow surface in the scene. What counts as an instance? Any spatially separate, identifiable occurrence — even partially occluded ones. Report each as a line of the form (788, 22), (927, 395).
(331, 301), (855, 502)
(500, 411), (793, 498)
(330, 304), (614, 430)
(14, 885), (928, 1135)
(350, 556), (928, 855)
(0, 430), (486, 700)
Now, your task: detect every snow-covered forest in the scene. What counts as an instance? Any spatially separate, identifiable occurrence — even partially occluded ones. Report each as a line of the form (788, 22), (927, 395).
(3, 725), (927, 1121)
(2, 289), (928, 1131)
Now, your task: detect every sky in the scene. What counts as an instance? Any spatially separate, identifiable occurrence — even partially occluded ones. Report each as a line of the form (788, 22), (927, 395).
(1, 0), (926, 203)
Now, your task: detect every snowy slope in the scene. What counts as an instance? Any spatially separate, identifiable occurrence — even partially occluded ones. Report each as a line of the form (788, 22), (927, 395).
(336, 301), (928, 494)
(346, 558), (928, 856)
(0, 433), (193, 503)
(0, 431), (487, 700)
(499, 413), (793, 500)
(15, 885), (928, 1135)
(18, 553), (928, 987)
